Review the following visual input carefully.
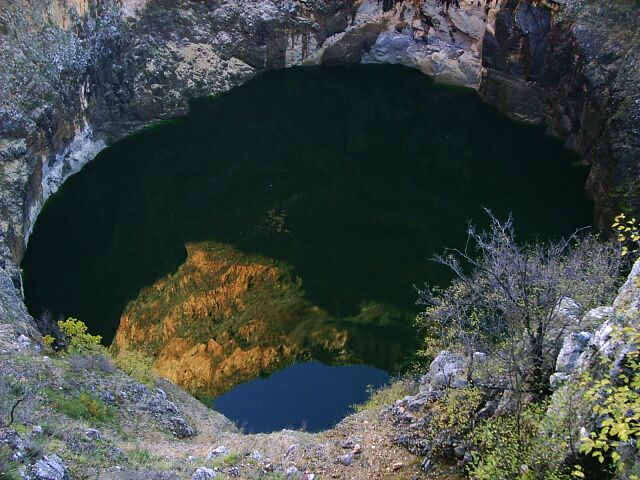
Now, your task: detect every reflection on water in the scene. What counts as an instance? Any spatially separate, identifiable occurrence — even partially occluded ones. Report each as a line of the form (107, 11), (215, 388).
(22, 65), (592, 419)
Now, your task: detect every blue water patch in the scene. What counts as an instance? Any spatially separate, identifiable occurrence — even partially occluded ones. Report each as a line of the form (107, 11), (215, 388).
(211, 361), (389, 433)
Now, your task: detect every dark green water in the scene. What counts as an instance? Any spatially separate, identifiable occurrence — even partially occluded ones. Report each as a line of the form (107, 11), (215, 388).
(22, 65), (592, 417)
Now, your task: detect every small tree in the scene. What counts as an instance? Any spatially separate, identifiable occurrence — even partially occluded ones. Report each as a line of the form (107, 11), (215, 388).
(417, 212), (621, 393)
(58, 317), (103, 355)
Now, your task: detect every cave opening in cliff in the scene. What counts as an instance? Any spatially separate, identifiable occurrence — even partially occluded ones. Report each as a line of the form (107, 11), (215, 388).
(20, 64), (592, 433)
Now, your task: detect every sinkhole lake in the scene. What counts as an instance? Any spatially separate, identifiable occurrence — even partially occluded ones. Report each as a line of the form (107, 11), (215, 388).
(22, 64), (593, 432)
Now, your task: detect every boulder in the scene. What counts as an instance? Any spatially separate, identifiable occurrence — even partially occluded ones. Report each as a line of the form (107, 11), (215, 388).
(191, 467), (217, 480)
(207, 446), (229, 459)
(34, 455), (67, 480)
(555, 332), (592, 374)
(613, 258), (640, 315)
(553, 297), (583, 325)
(581, 306), (614, 331)
(420, 351), (467, 393)
(169, 416), (194, 438)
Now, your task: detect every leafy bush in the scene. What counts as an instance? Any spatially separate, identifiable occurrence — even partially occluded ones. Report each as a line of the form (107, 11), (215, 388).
(613, 213), (640, 259)
(468, 402), (571, 480)
(577, 325), (640, 477)
(50, 391), (116, 425)
(112, 349), (155, 386)
(428, 386), (483, 441)
(58, 318), (103, 355)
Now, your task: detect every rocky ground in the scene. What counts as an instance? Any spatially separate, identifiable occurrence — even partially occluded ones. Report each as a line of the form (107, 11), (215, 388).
(1, 254), (639, 479)
(0, 325), (425, 479)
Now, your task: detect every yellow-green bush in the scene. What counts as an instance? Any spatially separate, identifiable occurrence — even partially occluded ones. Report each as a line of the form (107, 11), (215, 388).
(468, 402), (571, 480)
(58, 317), (103, 354)
(576, 326), (640, 477)
(113, 349), (155, 386)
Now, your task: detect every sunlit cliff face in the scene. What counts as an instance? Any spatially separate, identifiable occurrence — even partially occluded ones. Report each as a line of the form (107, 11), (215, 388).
(113, 241), (407, 398)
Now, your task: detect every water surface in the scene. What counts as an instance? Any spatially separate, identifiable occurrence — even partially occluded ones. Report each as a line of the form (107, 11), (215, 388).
(22, 64), (592, 431)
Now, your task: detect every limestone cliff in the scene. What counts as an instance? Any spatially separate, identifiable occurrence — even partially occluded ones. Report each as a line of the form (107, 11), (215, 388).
(1, 0), (639, 309)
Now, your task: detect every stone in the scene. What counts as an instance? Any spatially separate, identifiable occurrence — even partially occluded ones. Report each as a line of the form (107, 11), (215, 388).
(420, 350), (467, 393)
(15, 334), (32, 350)
(553, 297), (583, 325)
(453, 445), (466, 458)
(34, 454), (67, 480)
(191, 467), (217, 480)
(555, 332), (592, 374)
(549, 372), (570, 390)
(84, 428), (101, 441)
(337, 453), (353, 466)
(285, 466), (299, 478)
(613, 258), (640, 315)
(169, 416), (194, 438)
(340, 439), (354, 449)
(249, 450), (262, 460)
(582, 306), (614, 330)
(207, 446), (229, 459)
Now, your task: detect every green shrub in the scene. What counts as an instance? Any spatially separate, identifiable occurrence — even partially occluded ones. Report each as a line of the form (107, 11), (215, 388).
(50, 391), (116, 425)
(58, 318), (103, 355)
(112, 349), (155, 386)
(0, 445), (21, 480)
(468, 402), (571, 480)
(576, 325), (640, 478)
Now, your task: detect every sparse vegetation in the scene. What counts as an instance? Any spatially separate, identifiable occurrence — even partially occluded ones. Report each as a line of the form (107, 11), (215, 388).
(127, 448), (154, 467)
(417, 212), (621, 392)
(48, 390), (117, 425)
(353, 378), (417, 412)
(112, 349), (156, 386)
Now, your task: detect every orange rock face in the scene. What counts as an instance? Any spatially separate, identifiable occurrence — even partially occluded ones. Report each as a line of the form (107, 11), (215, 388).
(113, 241), (349, 397)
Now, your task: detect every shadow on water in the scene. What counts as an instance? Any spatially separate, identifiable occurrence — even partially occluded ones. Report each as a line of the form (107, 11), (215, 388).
(22, 64), (592, 374)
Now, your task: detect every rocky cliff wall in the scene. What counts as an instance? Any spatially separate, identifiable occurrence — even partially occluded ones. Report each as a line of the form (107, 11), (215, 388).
(480, 0), (640, 226)
(0, 0), (638, 337)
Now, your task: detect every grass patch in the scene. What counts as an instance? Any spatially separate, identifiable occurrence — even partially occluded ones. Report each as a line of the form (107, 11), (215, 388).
(127, 448), (153, 467)
(49, 390), (117, 425)
(0, 445), (22, 480)
(353, 378), (417, 412)
(112, 349), (155, 386)
(210, 453), (240, 469)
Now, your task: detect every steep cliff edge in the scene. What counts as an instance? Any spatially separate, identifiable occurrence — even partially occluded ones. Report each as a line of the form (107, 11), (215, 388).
(480, 0), (640, 226)
(1, 0), (639, 304)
